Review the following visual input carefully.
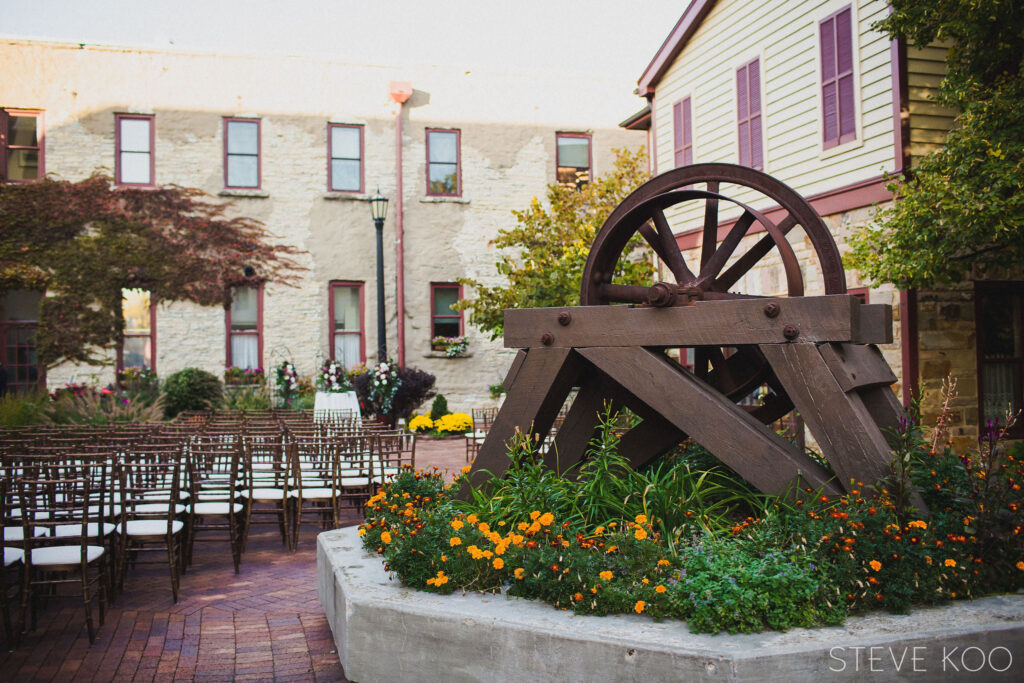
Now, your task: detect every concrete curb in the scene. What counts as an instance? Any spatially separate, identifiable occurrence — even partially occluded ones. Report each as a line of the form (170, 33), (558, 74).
(317, 527), (1024, 681)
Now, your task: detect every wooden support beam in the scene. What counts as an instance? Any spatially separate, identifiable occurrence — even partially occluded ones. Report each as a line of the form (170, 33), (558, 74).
(543, 373), (609, 475)
(504, 296), (890, 349)
(501, 349), (528, 391)
(819, 343), (898, 393)
(578, 346), (839, 496)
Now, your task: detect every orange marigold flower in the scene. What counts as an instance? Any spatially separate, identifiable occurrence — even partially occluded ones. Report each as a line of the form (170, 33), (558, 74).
(642, 578), (649, 585)
(599, 570), (614, 581)
(451, 520), (464, 530)
(538, 512), (555, 526)
(461, 465), (471, 474)
(550, 564), (559, 572)
(657, 559), (670, 567)
(449, 537), (462, 547)
(594, 526), (605, 535)
(1016, 561), (1024, 571)
(467, 514), (478, 524)
(492, 558), (504, 570)
(655, 585), (667, 594)
(635, 514), (648, 524)
(529, 511), (541, 521)
(944, 559), (957, 568)
(573, 592), (583, 601)
(514, 568), (525, 579)
(907, 520), (928, 530)
(634, 528), (648, 541)
(634, 600), (645, 614)
(606, 545), (618, 554)
(380, 531), (392, 544)
(869, 560), (882, 572)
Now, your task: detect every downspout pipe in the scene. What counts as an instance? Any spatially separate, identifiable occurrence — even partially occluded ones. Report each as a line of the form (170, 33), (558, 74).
(390, 82), (412, 368)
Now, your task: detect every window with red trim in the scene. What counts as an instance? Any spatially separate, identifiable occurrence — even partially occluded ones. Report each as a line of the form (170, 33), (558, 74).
(673, 98), (693, 168)
(116, 114), (155, 186)
(820, 6), (857, 148)
(328, 124), (363, 193)
(426, 129), (460, 196)
(120, 288), (156, 371)
(226, 285), (263, 370)
(1, 109), (44, 182)
(556, 133), (591, 189)
(330, 282), (365, 369)
(224, 118), (261, 189)
(736, 58), (763, 170)
(431, 284), (462, 338)
(976, 282), (1024, 437)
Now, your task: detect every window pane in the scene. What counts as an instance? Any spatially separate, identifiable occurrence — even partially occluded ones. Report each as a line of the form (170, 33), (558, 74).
(231, 334), (259, 369)
(333, 287), (361, 331)
(557, 136), (590, 168)
(981, 291), (1021, 358)
(119, 118), (151, 152)
(433, 288), (459, 316)
(231, 287), (258, 329)
(331, 126), (360, 159)
(7, 149), (39, 180)
(428, 164), (457, 194)
(330, 159), (360, 191)
(8, 116), (37, 146)
(227, 155), (258, 187)
(334, 333), (361, 370)
(227, 120), (259, 154)
(433, 319), (460, 338)
(122, 288), (151, 333)
(1, 290), (42, 321)
(428, 131), (457, 163)
(983, 362), (1019, 420)
(120, 151), (151, 184)
(123, 336), (152, 369)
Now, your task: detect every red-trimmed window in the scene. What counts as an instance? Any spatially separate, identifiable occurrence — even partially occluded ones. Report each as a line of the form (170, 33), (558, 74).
(328, 124), (363, 193)
(224, 118), (261, 189)
(119, 288), (156, 371)
(1, 109), (44, 182)
(736, 58), (763, 170)
(426, 128), (461, 196)
(976, 282), (1024, 437)
(1, 290), (44, 392)
(848, 287), (869, 304)
(556, 133), (592, 189)
(226, 285), (263, 370)
(673, 98), (693, 167)
(820, 6), (857, 148)
(115, 114), (155, 186)
(330, 282), (365, 369)
(431, 284), (462, 338)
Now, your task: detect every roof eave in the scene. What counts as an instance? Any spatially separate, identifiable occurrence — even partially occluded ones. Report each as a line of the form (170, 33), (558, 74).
(636, 0), (719, 97)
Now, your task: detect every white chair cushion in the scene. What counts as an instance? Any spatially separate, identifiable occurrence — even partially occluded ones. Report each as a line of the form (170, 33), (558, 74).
(4, 547), (23, 567)
(189, 502), (243, 515)
(142, 489), (189, 501)
(239, 488), (287, 500)
(54, 522), (116, 538)
(289, 487), (336, 499)
(3, 526), (49, 541)
(340, 476), (371, 487)
(118, 519), (184, 536)
(30, 545), (104, 566)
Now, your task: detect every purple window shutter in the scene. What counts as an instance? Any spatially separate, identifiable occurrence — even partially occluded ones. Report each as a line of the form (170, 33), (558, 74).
(836, 9), (856, 139)
(822, 6), (856, 147)
(748, 59), (762, 169)
(736, 65), (749, 166)
(682, 97), (693, 165)
(673, 100), (684, 167)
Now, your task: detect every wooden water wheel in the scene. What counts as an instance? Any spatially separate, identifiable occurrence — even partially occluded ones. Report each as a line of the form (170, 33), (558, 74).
(467, 164), (907, 499)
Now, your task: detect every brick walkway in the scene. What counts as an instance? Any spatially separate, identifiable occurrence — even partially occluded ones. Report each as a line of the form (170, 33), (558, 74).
(1, 437), (469, 682)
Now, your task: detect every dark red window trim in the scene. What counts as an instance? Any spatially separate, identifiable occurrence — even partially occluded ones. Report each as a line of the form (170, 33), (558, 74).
(425, 128), (462, 197)
(117, 293), (158, 372)
(848, 287), (869, 305)
(0, 290), (45, 391)
(820, 5), (857, 149)
(225, 284), (264, 369)
(328, 281), (366, 367)
(736, 57), (763, 170)
(115, 113), (155, 187)
(327, 123), (364, 194)
(430, 283), (463, 338)
(673, 97), (693, 168)
(1, 108), (45, 183)
(975, 281), (1024, 438)
(555, 132), (593, 189)
(223, 117), (262, 190)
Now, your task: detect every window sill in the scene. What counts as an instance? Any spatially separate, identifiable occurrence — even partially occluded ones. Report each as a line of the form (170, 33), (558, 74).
(323, 192), (370, 201)
(420, 196), (470, 204)
(819, 136), (864, 161)
(422, 351), (473, 359)
(219, 189), (270, 198)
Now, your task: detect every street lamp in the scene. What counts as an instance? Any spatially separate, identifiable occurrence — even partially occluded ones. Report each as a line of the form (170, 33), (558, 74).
(369, 188), (389, 362)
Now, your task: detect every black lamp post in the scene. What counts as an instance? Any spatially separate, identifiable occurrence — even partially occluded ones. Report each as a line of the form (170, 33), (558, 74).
(369, 189), (389, 362)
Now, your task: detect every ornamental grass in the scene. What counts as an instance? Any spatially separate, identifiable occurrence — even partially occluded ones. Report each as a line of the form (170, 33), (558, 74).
(360, 403), (1024, 634)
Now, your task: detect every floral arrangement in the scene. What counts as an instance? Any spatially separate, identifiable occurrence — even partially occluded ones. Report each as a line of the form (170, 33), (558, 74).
(274, 360), (301, 403)
(369, 359), (401, 416)
(432, 335), (469, 358)
(224, 366), (265, 385)
(409, 414), (434, 433)
(316, 359), (351, 393)
(118, 365), (158, 385)
(407, 412), (473, 436)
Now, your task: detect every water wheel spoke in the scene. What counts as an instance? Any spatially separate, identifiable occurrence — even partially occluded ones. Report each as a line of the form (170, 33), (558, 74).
(713, 214), (798, 292)
(638, 221), (694, 284)
(649, 209), (695, 284)
(700, 181), (720, 270)
(596, 283), (650, 305)
(696, 210), (757, 287)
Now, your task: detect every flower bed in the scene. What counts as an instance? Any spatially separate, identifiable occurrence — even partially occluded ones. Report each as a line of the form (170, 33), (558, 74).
(360, 407), (1024, 634)
(408, 412), (473, 437)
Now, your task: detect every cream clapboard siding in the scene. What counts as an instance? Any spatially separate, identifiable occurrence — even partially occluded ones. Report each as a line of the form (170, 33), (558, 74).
(906, 40), (955, 164)
(652, 0), (895, 223)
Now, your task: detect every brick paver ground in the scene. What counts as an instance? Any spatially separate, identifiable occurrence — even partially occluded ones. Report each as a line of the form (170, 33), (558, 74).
(0, 437), (468, 682)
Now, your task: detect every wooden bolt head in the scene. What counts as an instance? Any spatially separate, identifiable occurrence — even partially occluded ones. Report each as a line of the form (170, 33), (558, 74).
(541, 332), (554, 346)
(783, 324), (799, 340)
(763, 302), (780, 318)
(557, 311), (572, 326)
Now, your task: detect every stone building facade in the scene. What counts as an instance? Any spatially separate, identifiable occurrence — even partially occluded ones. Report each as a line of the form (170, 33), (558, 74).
(0, 39), (643, 409)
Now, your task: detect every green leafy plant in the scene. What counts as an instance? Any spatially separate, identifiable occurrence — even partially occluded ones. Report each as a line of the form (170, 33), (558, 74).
(44, 387), (165, 425)
(223, 385), (271, 411)
(0, 390), (49, 426)
(162, 367), (222, 418)
(489, 383), (506, 401)
(429, 394), (449, 421)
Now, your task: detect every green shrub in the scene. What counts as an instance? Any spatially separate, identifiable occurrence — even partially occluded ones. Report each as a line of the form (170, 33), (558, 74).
(0, 390), (49, 426)
(45, 389), (165, 425)
(223, 385), (271, 411)
(429, 394), (449, 421)
(162, 367), (222, 418)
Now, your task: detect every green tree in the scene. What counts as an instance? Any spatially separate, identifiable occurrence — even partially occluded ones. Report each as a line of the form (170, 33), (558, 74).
(456, 147), (654, 339)
(0, 173), (305, 367)
(846, 1), (1024, 287)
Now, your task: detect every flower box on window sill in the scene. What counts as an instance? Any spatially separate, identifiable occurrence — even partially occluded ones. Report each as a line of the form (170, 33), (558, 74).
(423, 350), (473, 360)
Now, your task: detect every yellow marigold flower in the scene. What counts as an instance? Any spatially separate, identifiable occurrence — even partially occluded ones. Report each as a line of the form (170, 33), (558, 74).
(357, 527), (367, 537)
(642, 578), (649, 585)
(655, 585), (667, 594)
(538, 512), (555, 526)
(608, 521), (617, 528)
(945, 559), (957, 567)
(450, 537), (462, 547)
(451, 520), (464, 530)
(869, 560), (882, 572)
(380, 531), (392, 544)
(514, 568), (525, 579)
(530, 511), (541, 521)
(599, 570), (613, 581)
(493, 558), (504, 570)
(657, 559), (670, 567)
(634, 600), (645, 614)
(461, 465), (472, 474)
(467, 514), (478, 524)
(634, 528), (648, 541)
(635, 514), (647, 524)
